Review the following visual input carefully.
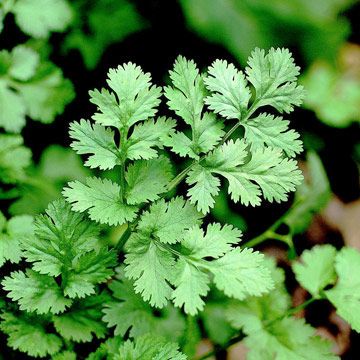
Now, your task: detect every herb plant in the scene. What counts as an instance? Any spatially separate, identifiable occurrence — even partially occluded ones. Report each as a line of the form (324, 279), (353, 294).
(1, 47), (359, 360)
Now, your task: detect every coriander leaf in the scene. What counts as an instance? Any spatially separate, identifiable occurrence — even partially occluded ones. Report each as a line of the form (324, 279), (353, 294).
(52, 351), (77, 360)
(116, 334), (187, 360)
(293, 245), (337, 297)
(204, 59), (251, 120)
(124, 233), (175, 308)
(325, 247), (360, 332)
(244, 317), (338, 360)
(21, 200), (116, 298)
(164, 55), (205, 126)
(9, 45), (39, 81)
(63, 177), (138, 226)
(242, 113), (303, 157)
(186, 165), (220, 213)
(69, 119), (120, 170)
(53, 293), (110, 342)
(245, 47), (305, 113)
(103, 270), (185, 339)
(97, 62), (161, 129)
(17, 63), (75, 124)
(21, 199), (100, 277)
(2, 269), (72, 314)
(137, 197), (202, 244)
(285, 152), (331, 234)
(13, 0), (73, 38)
(0, 213), (34, 267)
(165, 57), (225, 159)
(127, 117), (176, 160)
(0, 134), (31, 183)
(171, 258), (210, 315)
(0, 312), (62, 358)
(210, 248), (273, 300)
(125, 156), (173, 204)
(0, 82), (26, 133)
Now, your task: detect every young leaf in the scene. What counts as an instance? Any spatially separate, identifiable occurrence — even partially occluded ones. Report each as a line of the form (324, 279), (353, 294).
(242, 113), (303, 157)
(12, 0), (73, 38)
(245, 47), (305, 113)
(116, 334), (187, 360)
(53, 293), (110, 342)
(125, 156), (173, 205)
(137, 197), (203, 244)
(2, 269), (72, 314)
(124, 233), (175, 308)
(63, 177), (138, 226)
(0, 213), (34, 267)
(0, 312), (63, 358)
(293, 245), (337, 297)
(204, 59), (251, 120)
(69, 119), (120, 170)
(127, 117), (176, 160)
(90, 63), (161, 129)
(325, 247), (360, 332)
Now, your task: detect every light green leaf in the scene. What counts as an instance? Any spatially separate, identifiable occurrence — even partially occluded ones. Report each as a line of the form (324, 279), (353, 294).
(137, 197), (202, 244)
(0, 312), (63, 358)
(127, 117), (176, 160)
(293, 245), (337, 297)
(9, 45), (39, 81)
(53, 293), (109, 342)
(13, 0), (73, 38)
(2, 269), (72, 314)
(125, 233), (175, 308)
(69, 119), (120, 170)
(245, 47), (305, 113)
(63, 177), (138, 226)
(125, 156), (173, 204)
(325, 247), (360, 332)
(242, 113), (303, 157)
(204, 59), (251, 119)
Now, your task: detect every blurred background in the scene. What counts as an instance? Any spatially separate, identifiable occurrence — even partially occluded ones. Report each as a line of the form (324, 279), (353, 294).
(0, 0), (359, 358)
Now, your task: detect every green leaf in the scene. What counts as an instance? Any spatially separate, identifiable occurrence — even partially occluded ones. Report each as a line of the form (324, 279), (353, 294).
(242, 113), (303, 157)
(0, 82), (26, 133)
(164, 56), (224, 159)
(13, 0), (73, 38)
(53, 293), (109, 342)
(125, 156), (173, 204)
(9, 45), (39, 81)
(0, 134), (31, 183)
(91, 63), (161, 129)
(63, 0), (144, 69)
(245, 47), (305, 113)
(285, 152), (331, 234)
(137, 197), (203, 244)
(124, 233), (175, 308)
(204, 59), (251, 120)
(127, 117), (176, 160)
(69, 119), (120, 170)
(0, 213), (34, 267)
(63, 177), (138, 226)
(0, 312), (62, 358)
(2, 269), (72, 314)
(21, 200), (116, 298)
(244, 317), (338, 360)
(293, 245), (337, 297)
(116, 334), (187, 360)
(325, 247), (360, 332)
(187, 139), (303, 212)
(210, 248), (273, 300)
(103, 270), (185, 339)
(17, 63), (75, 124)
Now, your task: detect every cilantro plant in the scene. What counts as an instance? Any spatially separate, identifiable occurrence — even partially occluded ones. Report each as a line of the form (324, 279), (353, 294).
(1, 47), (359, 360)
